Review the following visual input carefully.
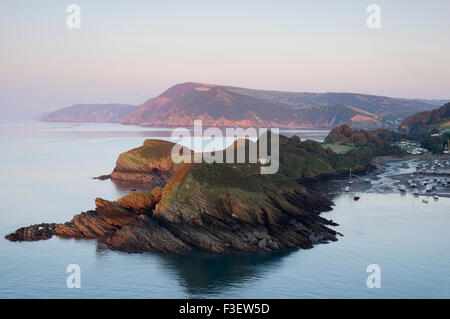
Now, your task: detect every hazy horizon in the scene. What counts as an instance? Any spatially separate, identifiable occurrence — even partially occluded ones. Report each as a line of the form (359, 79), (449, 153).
(1, 0), (450, 120)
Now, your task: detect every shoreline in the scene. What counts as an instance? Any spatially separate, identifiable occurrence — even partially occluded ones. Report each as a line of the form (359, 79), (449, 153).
(372, 153), (450, 164)
(313, 154), (450, 199)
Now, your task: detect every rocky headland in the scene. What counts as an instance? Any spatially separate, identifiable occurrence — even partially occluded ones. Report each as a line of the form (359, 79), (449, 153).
(6, 128), (397, 254)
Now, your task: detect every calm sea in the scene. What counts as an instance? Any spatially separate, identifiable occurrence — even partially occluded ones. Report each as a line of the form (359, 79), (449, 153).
(0, 121), (449, 298)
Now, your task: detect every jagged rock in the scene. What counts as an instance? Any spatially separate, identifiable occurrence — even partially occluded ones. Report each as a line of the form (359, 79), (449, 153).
(258, 238), (267, 249)
(116, 188), (162, 214)
(253, 230), (269, 240)
(5, 223), (57, 242)
(93, 174), (110, 180)
(104, 216), (191, 253)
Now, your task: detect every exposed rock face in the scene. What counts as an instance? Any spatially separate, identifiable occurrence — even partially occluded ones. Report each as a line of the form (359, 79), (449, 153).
(5, 223), (57, 241)
(149, 164), (339, 253)
(110, 139), (187, 188)
(104, 216), (191, 253)
(116, 188), (163, 214)
(5, 168), (338, 253)
(93, 174), (110, 180)
(6, 134), (381, 254)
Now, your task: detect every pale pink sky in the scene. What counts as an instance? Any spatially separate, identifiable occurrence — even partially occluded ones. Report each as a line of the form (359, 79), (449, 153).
(1, 0), (449, 119)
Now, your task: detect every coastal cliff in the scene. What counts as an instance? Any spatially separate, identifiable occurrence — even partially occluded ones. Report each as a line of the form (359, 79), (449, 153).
(109, 139), (186, 188)
(6, 130), (383, 254)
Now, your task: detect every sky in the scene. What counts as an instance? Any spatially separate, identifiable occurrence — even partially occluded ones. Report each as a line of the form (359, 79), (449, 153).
(1, 0), (449, 119)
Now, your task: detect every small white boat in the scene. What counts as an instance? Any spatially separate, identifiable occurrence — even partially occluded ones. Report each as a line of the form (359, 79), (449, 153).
(344, 186), (350, 192)
(410, 183), (417, 188)
(426, 185), (432, 192)
(398, 184), (406, 192)
(353, 193), (360, 201)
(413, 189), (419, 196)
(433, 193), (439, 200)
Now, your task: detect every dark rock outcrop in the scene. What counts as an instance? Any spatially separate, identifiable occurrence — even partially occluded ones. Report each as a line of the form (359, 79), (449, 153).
(5, 223), (57, 242)
(5, 172), (338, 254)
(93, 174), (110, 180)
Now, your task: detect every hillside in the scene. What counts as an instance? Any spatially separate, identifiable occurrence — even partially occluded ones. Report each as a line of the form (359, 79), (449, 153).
(324, 124), (404, 157)
(38, 83), (437, 129)
(121, 83), (435, 129)
(40, 103), (138, 123)
(399, 102), (450, 135)
(225, 86), (437, 129)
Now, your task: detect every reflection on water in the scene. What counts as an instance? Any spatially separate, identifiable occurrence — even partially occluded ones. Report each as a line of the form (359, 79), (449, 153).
(111, 180), (150, 193)
(0, 120), (329, 142)
(157, 250), (294, 296)
(95, 239), (111, 256)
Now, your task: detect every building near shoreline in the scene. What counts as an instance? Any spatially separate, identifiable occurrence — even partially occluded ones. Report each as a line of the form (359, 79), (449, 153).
(394, 141), (430, 155)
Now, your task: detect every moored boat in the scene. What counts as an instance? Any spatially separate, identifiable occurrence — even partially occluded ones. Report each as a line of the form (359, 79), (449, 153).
(348, 169), (353, 185)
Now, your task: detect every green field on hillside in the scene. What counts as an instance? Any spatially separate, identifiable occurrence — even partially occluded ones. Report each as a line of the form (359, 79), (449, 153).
(321, 143), (355, 154)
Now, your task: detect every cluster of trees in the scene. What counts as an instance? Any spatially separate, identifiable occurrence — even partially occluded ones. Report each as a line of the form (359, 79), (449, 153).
(419, 131), (450, 154)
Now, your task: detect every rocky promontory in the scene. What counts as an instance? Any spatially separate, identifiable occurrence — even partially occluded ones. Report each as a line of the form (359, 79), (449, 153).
(6, 130), (382, 254)
(109, 139), (187, 188)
